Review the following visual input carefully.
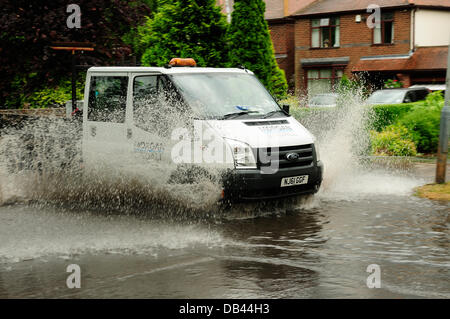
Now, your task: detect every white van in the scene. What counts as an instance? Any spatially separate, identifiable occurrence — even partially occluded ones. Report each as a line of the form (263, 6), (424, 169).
(81, 60), (323, 202)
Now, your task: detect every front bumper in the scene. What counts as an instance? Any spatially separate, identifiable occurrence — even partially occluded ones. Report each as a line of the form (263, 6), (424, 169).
(222, 161), (323, 202)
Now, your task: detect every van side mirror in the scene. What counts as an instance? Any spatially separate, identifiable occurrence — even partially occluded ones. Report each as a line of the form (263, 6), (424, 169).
(282, 104), (290, 115)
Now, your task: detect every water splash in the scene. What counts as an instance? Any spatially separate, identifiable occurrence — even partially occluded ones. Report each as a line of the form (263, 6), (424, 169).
(0, 112), (223, 216)
(0, 86), (426, 213)
(293, 86), (425, 200)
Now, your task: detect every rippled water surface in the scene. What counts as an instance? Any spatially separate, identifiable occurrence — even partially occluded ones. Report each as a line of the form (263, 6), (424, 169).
(0, 181), (448, 298)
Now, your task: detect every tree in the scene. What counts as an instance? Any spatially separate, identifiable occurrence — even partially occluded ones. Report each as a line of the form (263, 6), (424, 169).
(226, 0), (288, 98)
(0, 0), (151, 108)
(139, 0), (228, 67)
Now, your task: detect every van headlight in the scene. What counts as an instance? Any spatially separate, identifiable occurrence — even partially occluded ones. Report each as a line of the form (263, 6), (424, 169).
(225, 139), (257, 169)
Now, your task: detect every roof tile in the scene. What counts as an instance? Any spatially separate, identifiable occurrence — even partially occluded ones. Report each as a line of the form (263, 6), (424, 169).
(293, 0), (450, 16)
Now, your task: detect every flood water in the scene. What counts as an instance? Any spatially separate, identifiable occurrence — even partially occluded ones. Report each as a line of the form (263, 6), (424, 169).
(0, 165), (448, 299)
(0, 96), (448, 298)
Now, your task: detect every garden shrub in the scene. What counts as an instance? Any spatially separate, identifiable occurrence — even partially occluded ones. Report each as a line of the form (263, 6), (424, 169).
(370, 125), (417, 156)
(290, 105), (336, 122)
(397, 91), (444, 153)
(288, 91), (444, 155)
(5, 74), (84, 109)
(369, 103), (417, 131)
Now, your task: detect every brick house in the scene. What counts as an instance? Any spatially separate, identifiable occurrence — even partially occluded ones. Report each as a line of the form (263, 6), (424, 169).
(291, 0), (450, 95)
(265, 1), (316, 88)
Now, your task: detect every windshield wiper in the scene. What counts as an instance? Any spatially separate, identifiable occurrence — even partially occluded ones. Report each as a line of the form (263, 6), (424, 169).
(262, 109), (287, 119)
(220, 110), (259, 120)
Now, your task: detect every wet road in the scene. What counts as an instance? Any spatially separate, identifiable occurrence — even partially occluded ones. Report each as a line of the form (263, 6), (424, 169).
(0, 165), (448, 298)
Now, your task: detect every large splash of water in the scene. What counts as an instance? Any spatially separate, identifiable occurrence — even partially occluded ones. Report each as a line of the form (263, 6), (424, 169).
(294, 87), (425, 200)
(0, 88), (431, 265)
(0, 106), (224, 216)
(0, 88), (425, 215)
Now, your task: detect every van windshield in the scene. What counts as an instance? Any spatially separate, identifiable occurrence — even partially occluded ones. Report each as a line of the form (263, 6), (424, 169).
(169, 73), (283, 119)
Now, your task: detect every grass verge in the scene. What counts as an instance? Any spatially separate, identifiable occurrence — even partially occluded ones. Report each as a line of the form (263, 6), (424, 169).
(415, 183), (450, 201)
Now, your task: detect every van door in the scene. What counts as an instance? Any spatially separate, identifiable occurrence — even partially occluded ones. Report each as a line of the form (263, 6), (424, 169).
(130, 73), (187, 171)
(82, 72), (132, 170)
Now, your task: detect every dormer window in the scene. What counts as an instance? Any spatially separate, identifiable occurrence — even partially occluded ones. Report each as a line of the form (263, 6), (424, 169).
(311, 17), (340, 48)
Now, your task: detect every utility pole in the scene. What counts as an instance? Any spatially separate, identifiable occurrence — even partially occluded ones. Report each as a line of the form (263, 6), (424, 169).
(435, 41), (450, 184)
(50, 42), (94, 114)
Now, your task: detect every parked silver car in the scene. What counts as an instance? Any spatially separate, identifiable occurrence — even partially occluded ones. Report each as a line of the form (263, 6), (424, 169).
(366, 87), (429, 105)
(308, 93), (338, 108)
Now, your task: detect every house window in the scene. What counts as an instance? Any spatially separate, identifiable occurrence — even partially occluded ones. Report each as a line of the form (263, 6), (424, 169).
(311, 17), (340, 48)
(306, 68), (344, 96)
(373, 12), (394, 44)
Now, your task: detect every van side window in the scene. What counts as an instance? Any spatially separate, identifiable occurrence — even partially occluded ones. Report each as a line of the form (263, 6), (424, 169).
(88, 76), (128, 123)
(133, 75), (186, 134)
(134, 75), (158, 104)
(133, 75), (159, 131)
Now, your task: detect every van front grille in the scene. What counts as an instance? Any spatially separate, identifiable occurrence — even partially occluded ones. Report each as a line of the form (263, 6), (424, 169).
(255, 144), (314, 169)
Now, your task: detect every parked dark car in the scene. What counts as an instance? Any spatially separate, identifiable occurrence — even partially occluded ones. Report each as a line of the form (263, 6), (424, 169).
(366, 87), (429, 105)
(409, 84), (445, 97)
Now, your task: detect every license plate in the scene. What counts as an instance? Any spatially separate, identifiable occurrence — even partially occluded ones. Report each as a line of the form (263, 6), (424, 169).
(280, 175), (309, 187)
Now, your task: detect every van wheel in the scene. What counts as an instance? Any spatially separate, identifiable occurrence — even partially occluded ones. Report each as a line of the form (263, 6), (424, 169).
(168, 165), (215, 184)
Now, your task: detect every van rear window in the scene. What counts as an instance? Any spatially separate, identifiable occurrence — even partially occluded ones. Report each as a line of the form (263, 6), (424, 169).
(88, 76), (128, 123)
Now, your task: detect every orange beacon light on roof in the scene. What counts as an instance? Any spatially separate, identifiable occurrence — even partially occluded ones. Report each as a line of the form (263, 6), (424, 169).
(169, 58), (197, 67)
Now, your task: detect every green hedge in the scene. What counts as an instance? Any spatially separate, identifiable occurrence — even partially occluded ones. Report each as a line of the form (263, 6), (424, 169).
(289, 94), (444, 154)
(368, 103), (418, 131)
(397, 92), (444, 153)
(5, 73), (85, 109)
(290, 106), (335, 120)
(289, 103), (418, 128)
(290, 102), (422, 132)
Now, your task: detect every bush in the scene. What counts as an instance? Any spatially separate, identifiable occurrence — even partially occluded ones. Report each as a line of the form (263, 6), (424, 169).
(289, 105), (336, 121)
(139, 0), (228, 67)
(336, 74), (360, 95)
(397, 91), (444, 153)
(370, 125), (417, 156)
(4, 74), (84, 109)
(0, 0), (151, 109)
(369, 103), (417, 131)
(288, 98), (414, 130)
(289, 91), (444, 155)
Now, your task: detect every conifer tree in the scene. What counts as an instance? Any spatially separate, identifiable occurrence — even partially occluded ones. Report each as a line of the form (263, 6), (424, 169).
(140, 0), (228, 67)
(227, 0), (288, 98)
